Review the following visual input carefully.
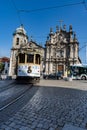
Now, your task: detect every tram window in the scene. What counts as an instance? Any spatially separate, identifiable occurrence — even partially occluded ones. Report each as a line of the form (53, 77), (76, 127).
(27, 54), (34, 63)
(19, 53), (25, 63)
(35, 54), (40, 64)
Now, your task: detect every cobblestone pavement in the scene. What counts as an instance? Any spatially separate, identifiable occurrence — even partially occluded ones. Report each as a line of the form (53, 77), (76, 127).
(0, 79), (87, 130)
(0, 79), (15, 89)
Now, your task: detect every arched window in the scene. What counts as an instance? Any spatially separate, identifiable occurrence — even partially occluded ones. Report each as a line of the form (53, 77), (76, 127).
(24, 39), (26, 43)
(16, 38), (19, 45)
(66, 45), (70, 57)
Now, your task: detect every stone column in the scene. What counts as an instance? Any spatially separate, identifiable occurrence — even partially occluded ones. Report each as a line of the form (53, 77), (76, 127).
(9, 50), (13, 76)
(70, 45), (73, 58)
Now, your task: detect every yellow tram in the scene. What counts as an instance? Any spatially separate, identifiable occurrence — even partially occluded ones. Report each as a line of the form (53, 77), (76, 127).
(16, 49), (41, 83)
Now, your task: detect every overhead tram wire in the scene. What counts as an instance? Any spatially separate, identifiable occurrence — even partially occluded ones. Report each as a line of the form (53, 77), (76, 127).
(83, 0), (87, 10)
(79, 44), (87, 51)
(19, 1), (85, 13)
(10, 0), (22, 25)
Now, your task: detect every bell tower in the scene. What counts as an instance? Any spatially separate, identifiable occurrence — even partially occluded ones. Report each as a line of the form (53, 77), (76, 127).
(12, 24), (28, 48)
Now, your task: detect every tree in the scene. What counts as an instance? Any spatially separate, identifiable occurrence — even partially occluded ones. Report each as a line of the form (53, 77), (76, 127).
(0, 62), (4, 73)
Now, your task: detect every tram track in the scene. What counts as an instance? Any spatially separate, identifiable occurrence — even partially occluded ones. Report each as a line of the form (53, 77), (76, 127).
(0, 81), (16, 93)
(0, 84), (38, 125)
(0, 83), (33, 112)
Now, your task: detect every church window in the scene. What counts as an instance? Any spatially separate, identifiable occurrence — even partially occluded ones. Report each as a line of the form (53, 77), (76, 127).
(61, 50), (64, 57)
(66, 46), (70, 57)
(5, 70), (7, 74)
(24, 39), (26, 43)
(16, 38), (19, 45)
(8, 63), (9, 67)
(56, 51), (60, 57)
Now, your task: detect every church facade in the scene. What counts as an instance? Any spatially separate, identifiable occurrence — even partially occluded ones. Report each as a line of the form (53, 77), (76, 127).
(44, 25), (81, 77)
(9, 24), (81, 78)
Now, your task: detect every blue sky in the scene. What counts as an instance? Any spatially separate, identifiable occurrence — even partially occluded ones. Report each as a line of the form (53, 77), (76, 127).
(0, 0), (87, 63)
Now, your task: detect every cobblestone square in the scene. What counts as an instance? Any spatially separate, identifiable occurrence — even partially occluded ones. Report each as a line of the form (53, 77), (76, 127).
(0, 79), (87, 130)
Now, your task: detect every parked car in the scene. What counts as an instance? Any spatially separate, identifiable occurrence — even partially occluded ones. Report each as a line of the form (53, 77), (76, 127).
(43, 74), (52, 79)
(47, 73), (56, 79)
(43, 71), (63, 80)
(43, 73), (55, 79)
(56, 71), (63, 79)
(43, 74), (48, 79)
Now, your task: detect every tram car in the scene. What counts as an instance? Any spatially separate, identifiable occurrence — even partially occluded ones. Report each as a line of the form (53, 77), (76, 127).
(16, 50), (41, 83)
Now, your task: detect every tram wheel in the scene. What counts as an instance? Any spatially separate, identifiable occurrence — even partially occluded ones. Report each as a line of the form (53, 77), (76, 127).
(81, 76), (86, 80)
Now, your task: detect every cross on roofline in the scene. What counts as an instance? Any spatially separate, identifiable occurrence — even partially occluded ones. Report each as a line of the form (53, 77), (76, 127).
(59, 20), (63, 29)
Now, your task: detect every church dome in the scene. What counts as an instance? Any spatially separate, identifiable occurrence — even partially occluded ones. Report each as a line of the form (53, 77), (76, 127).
(14, 24), (27, 35)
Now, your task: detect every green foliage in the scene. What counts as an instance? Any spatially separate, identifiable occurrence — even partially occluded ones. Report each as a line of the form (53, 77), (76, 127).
(0, 62), (4, 73)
